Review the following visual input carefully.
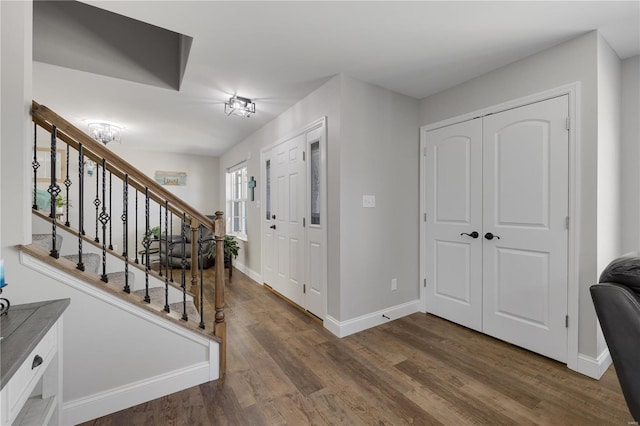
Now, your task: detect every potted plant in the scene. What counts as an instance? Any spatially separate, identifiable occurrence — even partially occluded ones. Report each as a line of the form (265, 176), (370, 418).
(55, 195), (71, 215)
(145, 226), (162, 240)
(208, 235), (240, 263)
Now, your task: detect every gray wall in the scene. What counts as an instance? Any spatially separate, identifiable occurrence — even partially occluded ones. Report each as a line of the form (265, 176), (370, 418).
(621, 55), (640, 253)
(219, 74), (421, 322)
(219, 75), (342, 317)
(595, 34), (624, 356)
(419, 32), (603, 358)
(338, 75), (420, 320)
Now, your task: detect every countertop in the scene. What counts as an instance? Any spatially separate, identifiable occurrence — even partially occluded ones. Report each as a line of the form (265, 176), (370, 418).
(0, 299), (70, 390)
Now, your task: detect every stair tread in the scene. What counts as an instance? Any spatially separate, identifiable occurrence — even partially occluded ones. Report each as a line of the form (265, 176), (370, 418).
(63, 253), (100, 273)
(106, 271), (135, 287)
(32, 233), (63, 252)
(132, 288), (201, 322)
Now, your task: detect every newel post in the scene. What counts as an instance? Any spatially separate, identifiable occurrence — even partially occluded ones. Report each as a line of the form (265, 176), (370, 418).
(214, 211), (226, 379)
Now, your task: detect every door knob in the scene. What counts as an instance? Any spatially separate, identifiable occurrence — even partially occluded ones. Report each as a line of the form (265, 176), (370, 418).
(484, 232), (500, 240)
(270, 224), (276, 230)
(272, 214), (276, 220)
(460, 231), (479, 239)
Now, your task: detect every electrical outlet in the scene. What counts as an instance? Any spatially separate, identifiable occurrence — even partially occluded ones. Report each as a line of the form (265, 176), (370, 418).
(391, 278), (397, 291)
(363, 195), (376, 208)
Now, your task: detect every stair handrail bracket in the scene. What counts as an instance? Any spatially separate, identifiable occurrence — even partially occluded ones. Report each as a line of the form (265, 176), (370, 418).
(30, 101), (225, 377)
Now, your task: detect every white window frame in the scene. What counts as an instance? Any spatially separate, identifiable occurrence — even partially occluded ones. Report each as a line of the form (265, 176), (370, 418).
(226, 161), (248, 240)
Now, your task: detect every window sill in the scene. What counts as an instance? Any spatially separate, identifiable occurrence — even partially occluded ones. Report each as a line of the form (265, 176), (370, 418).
(230, 233), (248, 243)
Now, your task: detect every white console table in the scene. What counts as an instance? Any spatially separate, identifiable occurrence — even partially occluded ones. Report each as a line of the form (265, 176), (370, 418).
(0, 299), (69, 425)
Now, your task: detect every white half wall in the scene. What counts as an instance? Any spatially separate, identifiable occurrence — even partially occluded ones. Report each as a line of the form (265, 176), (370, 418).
(18, 252), (217, 425)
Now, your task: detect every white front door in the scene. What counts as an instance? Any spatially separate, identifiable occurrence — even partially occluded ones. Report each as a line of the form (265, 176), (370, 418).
(262, 120), (327, 320)
(423, 95), (569, 362)
(424, 118), (483, 331)
(482, 96), (569, 362)
(271, 134), (306, 306)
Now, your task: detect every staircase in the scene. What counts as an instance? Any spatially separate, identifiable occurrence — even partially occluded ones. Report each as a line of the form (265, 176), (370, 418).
(15, 101), (228, 421)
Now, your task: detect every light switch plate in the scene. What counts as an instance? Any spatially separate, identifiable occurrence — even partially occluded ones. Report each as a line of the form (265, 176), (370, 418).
(363, 195), (375, 208)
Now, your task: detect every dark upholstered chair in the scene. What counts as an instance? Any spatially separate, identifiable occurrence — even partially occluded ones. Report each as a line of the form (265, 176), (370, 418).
(590, 252), (640, 421)
(159, 223), (215, 269)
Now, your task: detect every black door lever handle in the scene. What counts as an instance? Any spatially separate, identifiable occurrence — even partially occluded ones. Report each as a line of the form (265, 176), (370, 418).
(270, 225), (276, 230)
(460, 231), (479, 239)
(484, 232), (500, 240)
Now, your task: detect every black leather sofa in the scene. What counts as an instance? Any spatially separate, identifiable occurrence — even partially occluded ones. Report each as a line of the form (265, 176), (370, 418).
(590, 252), (640, 421)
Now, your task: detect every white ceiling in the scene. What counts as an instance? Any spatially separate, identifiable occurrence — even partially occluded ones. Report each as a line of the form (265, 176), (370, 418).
(33, 1), (640, 157)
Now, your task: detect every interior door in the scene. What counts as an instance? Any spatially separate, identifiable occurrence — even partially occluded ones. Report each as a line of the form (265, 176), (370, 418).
(272, 134), (306, 305)
(482, 96), (569, 362)
(425, 119), (483, 331)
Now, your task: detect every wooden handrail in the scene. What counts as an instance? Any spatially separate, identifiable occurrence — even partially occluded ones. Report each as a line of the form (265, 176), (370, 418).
(32, 101), (215, 230)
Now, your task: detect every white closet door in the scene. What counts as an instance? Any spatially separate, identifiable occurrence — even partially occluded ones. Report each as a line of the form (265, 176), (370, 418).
(482, 96), (569, 362)
(425, 119), (483, 331)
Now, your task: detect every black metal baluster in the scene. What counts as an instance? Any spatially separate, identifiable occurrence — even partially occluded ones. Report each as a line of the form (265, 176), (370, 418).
(158, 201), (163, 276)
(108, 171), (113, 250)
(99, 159), (110, 282)
(76, 145), (85, 271)
(94, 161), (100, 242)
(169, 210), (174, 282)
(181, 213), (188, 321)
(64, 143), (71, 226)
(198, 226), (205, 329)
(164, 200), (170, 313)
(122, 174), (130, 293)
(47, 126), (60, 259)
(135, 191), (139, 264)
(143, 187), (151, 303)
(32, 123), (39, 210)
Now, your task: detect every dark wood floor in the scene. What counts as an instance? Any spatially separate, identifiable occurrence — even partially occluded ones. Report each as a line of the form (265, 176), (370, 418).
(81, 268), (631, 425)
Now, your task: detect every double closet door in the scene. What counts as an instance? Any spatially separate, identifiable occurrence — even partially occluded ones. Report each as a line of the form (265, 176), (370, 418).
(424, 96), (569, 362)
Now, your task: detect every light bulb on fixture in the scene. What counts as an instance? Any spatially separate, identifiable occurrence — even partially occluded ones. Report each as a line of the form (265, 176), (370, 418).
(224, 95), (255, 118)
(88, 123), (121, 145)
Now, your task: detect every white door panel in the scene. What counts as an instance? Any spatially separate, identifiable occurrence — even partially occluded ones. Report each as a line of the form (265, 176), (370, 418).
(425, 118), (483, 332)
(271, 135), (306, 306)
(482, 96), (569, 362)
(424, 96), (569, 362)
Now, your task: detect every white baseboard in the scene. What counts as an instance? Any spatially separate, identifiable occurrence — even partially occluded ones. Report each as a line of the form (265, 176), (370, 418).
(577, 349), (612, 379)
(232, 261), (262, 284)
(325, 300), (421, 338)
(63, 362), (211, 425)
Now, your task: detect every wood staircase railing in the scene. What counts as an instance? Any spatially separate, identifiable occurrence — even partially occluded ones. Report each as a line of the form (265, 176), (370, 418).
(30, 101), (227, 377)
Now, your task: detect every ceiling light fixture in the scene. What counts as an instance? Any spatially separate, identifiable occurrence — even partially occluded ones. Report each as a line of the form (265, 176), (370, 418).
(88, 122), (121, 145)
(224, 95), (255, 118)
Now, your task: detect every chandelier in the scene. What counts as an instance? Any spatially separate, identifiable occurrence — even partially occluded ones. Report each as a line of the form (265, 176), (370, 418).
(88, 123), (121, 145)
(224, 95), (255, 118)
